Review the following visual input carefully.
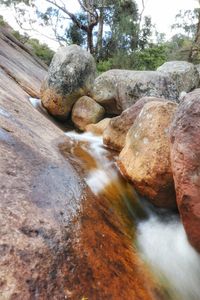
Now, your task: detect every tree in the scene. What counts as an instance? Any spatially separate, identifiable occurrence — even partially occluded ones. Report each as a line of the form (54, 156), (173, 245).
(171, 6), (200, 63)
(0, 0), (142, 57)
(172, 9), (199, 39)
(1, 0), (158, 70)
(1, 0), (112, 55)
(189, 7), (200, 63)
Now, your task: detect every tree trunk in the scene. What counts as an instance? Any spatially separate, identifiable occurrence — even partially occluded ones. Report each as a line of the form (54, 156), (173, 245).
(87, 28), (94, 54)
(189, 9), (200, 63)
(96, 7), (104, 59)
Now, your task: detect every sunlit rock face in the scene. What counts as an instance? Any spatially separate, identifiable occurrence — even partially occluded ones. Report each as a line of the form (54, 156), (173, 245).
(72, 96), (105, 131)
(170, 88), (200, 252)
(86, 117), (111, 135)
(91, 69), (179, 115)
(118, 101), (177, 209)
(41, 45), (96, 120)
(103, 96), (169, 152)
(157, 61), (199, 94)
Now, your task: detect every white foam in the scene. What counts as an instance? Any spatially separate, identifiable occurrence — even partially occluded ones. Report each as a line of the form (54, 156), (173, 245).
(137, 215), (200, 300)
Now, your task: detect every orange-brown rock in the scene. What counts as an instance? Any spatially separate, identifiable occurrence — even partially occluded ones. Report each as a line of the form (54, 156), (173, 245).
(170, 89), (200, 252)
(118, 101), (177, 208)
(86, 117), (111, 135)
(103, 96), (168, 151)
(72, 96), (105, 131)
(0, 28), (167, 299)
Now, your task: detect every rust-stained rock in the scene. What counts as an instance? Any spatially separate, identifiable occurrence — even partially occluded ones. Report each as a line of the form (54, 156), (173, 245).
(72, 96), (105, 131)
(41, 45), (96, 120)
(0, 29), (167, 299)
(118, 101), (177, 208)
(86, 117), (111, 135)
(170, 89), (200, 252)
(103, 96), (168, 151)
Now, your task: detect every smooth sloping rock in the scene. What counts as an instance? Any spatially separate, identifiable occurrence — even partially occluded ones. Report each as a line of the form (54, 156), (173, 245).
(41, 45), (96, 120)
(103, 96), (168, 151)
(86, 118), (111, 135)
(170, 89), (200, 252)
(157, 61), (199, 93)
(118, 101), (177, 208)
(91, 69), (179, 114)
(0, 29), (166, 300)
(72, 96), (105, 131)
(0, 27), (47, 97)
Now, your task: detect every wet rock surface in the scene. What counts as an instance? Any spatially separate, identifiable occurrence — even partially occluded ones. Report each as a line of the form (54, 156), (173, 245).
(157, 61), (199, 93)
(41, 45), (96, 120)
(72, 96), (105, 131)
(118, 101), (177, 208)
(91, 69), (179, 114)
(103, 96), (169, 151)
(170, 89), (200, 252)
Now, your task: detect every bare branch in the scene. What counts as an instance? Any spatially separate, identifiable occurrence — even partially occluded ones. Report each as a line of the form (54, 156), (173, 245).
(46, 0), (88, 31)
(77, 0), (98, 20)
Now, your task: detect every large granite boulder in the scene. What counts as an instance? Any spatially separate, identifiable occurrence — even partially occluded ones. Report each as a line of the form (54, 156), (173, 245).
(103, 96), (168, 151)
(118, 101), (177, 208)
(170, 89), (200, 252)
(72, 96), (105, 131)
(157, 61), (199, 93)
(41, 45), (96, 120)
(91, 69), (179, 114)
(0, 28), (166, 299)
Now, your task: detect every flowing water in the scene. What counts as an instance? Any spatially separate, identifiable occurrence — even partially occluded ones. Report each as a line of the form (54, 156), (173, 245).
(30, 98), (200, 300)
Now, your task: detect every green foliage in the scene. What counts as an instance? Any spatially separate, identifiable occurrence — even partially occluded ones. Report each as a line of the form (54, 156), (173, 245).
(172, 9), (199, 39)
(66, 13), (86, 46)
(132, 45), (167, 70)
(164, 34), (192, 61)
(1, 1), (199, 70)
(109, 0), (139, 51)
(97, 44), (167, 72)
(25, 38), (54, 65)
(97, 59), (112, 73)
(0, 15), (54, 65)
(0, 15), (6, 26)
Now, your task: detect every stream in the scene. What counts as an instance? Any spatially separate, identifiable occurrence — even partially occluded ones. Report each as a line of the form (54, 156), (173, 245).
(30, 97), (200, 300)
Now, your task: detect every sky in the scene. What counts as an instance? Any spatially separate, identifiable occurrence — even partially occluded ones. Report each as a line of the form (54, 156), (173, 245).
(0, 0), (198, 50)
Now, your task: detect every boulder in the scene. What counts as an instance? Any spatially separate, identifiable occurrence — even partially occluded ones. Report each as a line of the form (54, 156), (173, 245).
(170, 89), (200, 252)
(72, 96), (105, 131)
(86, 118), (111, 135)
(41, 45), (96, 120)
(118, 101), (177, 208)
(91, 69), (179, 114)
(103, 96), (168, 151)
(157, 61), (199, 93)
